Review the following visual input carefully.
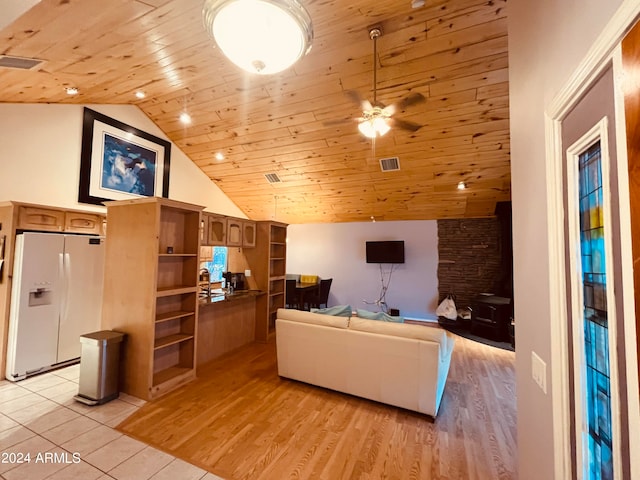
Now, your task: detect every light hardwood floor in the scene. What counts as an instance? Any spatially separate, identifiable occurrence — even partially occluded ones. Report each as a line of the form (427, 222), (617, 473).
(117, 330), (517, 480)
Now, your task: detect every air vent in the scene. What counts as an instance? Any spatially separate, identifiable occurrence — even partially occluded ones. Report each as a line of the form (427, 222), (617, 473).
(379, 156), (400, 172)
(0, 55), (43, 70)
(264, 172), (282, 184)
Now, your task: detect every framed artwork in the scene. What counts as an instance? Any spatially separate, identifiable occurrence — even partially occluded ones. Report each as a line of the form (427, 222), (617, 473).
(78, 107), (171, 205)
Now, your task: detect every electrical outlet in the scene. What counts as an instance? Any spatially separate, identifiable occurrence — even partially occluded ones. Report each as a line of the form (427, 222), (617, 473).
(531, 351), (547, 394)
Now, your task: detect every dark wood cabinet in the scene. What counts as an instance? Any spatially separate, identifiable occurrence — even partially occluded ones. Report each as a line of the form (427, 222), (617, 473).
(470, 295), (512, 342)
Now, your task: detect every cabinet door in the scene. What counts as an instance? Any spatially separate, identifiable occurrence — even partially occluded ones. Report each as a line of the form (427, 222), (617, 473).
(242, 221), (256, 248)
(227, 219), (242, 246)
(17, 206), (64, 232)
(207, 215), (227, 245)
(64, 212), (104, 235)
(200, 215), (209, 245)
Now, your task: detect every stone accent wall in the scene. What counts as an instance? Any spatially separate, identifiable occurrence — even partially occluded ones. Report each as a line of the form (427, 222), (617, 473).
(437, 218), (504, 311)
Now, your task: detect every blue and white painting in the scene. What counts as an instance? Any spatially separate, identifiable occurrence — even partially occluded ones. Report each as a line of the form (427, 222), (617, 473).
(101, 133), (157, 197)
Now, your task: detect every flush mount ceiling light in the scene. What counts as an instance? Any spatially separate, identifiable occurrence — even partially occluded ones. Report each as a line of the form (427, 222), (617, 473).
(202, 0), (313, 75)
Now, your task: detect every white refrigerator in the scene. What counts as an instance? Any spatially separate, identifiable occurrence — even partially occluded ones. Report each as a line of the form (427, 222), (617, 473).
(6, 232), (105, 381)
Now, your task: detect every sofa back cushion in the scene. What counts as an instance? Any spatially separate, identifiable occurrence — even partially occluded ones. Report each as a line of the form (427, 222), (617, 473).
(349, 317), (447, 345)
(277, 308), (350, 329)
(311, 305), (353, 317)
(356, 309), (404, 323)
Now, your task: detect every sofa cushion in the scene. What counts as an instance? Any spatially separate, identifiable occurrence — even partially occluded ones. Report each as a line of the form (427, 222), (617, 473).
(356, 309), (404, 323)
(349, 317), (447, 344)
(277, 308), (350, 329)
(311, 305), (353, 317)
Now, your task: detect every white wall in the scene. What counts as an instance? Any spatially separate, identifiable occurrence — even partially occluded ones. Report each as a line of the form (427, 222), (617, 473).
(0, 0), (40, 30)
(286, 221), (439, 320)
(508, 1), (625, 479)
(0, 103), (246, 217)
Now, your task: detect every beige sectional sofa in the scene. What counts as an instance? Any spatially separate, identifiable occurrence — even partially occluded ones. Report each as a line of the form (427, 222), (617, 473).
(275, 308), (455, 418)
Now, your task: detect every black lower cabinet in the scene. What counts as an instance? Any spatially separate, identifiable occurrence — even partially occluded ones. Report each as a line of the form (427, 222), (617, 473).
(470, 295), (512, 342)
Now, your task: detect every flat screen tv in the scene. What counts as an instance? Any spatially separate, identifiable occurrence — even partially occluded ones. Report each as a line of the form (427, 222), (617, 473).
(366, 241), (405, 264)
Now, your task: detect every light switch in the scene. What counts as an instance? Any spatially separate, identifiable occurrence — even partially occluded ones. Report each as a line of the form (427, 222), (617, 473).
(531, 351), (547, 394)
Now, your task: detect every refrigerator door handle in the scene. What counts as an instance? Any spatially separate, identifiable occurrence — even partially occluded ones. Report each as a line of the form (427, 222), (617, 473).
(62, 252), (72, 322)
(58, 252), (68, 323)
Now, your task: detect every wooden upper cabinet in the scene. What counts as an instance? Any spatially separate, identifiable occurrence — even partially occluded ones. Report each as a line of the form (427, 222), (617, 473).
(205, 214), (227, 246)
(64, 212), (104, 235)
(226, 218), (242, 247)
(17, 206), (65, 232)
(242, 221), (256, 248)
(200, 216), (208, 245)
(16, 205), (105, 235)
(200, 214), (254, 248)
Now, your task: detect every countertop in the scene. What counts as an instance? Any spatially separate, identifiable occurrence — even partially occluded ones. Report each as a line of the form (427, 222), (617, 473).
(198, 289), (265, 307)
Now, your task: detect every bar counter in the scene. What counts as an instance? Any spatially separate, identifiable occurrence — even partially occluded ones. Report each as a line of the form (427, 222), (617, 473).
(198, 289), (264, 306)
(197, 290), (265, 367)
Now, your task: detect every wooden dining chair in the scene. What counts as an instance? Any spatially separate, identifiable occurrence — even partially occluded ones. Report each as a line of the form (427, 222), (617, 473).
(285, 279), (299, 309)
(308, 278), (332, 309)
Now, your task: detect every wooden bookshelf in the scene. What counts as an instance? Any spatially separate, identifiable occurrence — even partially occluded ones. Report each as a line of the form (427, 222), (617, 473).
(244, 221), (288, 341)
(101, 198), (203, 400)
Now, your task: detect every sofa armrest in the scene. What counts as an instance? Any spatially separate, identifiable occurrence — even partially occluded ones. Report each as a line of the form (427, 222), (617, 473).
(276, 318), (349, 392)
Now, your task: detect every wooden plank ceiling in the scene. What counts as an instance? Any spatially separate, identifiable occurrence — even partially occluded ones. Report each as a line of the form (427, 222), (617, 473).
(0, 0), (510, 224)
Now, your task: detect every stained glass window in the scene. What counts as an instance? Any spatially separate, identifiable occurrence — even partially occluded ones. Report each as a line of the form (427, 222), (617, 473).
(578, 141), (613, 480)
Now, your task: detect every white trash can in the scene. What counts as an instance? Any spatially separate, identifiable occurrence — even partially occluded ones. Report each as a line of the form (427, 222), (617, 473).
(74, 330), (125, 405)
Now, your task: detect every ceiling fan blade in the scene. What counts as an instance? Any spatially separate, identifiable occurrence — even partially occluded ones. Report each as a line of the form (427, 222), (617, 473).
(344, 90), (372, 112)
(397, 92), (426, 109)
(384, 92), (426, 116)
(322, 117), (357, 127)
(389, 117), (422, 132)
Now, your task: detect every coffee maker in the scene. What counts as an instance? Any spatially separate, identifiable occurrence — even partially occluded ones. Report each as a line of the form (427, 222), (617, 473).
(199, 268), (211, 296)
(223, 271), (245, 291)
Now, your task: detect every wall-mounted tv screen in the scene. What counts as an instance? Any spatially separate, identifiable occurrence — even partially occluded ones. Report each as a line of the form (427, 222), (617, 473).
(365, 241), (405, 264)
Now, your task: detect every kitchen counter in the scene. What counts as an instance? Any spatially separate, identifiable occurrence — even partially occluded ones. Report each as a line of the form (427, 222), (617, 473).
(196, 290), (264, 367)
(198, 289), (264, 307)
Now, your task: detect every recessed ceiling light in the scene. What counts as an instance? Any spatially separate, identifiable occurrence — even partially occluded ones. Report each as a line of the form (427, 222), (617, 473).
(214, 152), (225, 161)
(65, 87), (78, 95)
(457, 181), (467, 190)
(179, 112), (192, 124)
(135, 91), (146, 99)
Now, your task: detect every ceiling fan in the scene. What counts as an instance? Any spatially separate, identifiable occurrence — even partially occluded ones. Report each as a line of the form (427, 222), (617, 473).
(331, 27), (426, 139)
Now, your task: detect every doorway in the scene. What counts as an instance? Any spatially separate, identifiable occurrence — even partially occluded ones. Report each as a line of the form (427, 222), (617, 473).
(547, 16), (640, 480)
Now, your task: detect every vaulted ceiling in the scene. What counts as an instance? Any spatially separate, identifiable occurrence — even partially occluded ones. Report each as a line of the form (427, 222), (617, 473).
(0, 0), (510, 223)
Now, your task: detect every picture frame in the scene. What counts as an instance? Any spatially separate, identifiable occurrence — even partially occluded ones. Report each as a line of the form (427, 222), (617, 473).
(78, 107), (171, 205)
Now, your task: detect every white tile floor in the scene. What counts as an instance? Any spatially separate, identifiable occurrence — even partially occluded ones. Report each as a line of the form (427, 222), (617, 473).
(0, 364), (224, 480)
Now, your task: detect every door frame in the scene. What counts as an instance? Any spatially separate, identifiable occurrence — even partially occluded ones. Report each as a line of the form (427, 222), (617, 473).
(564, 118), (620, 480)
(545, 1), (640, 478)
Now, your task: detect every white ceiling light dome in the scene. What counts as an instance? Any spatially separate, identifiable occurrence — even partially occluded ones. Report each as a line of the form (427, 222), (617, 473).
(202, 0), (313, 75)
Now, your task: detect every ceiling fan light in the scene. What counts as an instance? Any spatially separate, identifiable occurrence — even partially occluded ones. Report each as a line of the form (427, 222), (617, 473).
(358, 117), (390, 138)
(358, 119), (377, 139)
(203, 0), (313, 75)
(373, 117), (390, 136)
